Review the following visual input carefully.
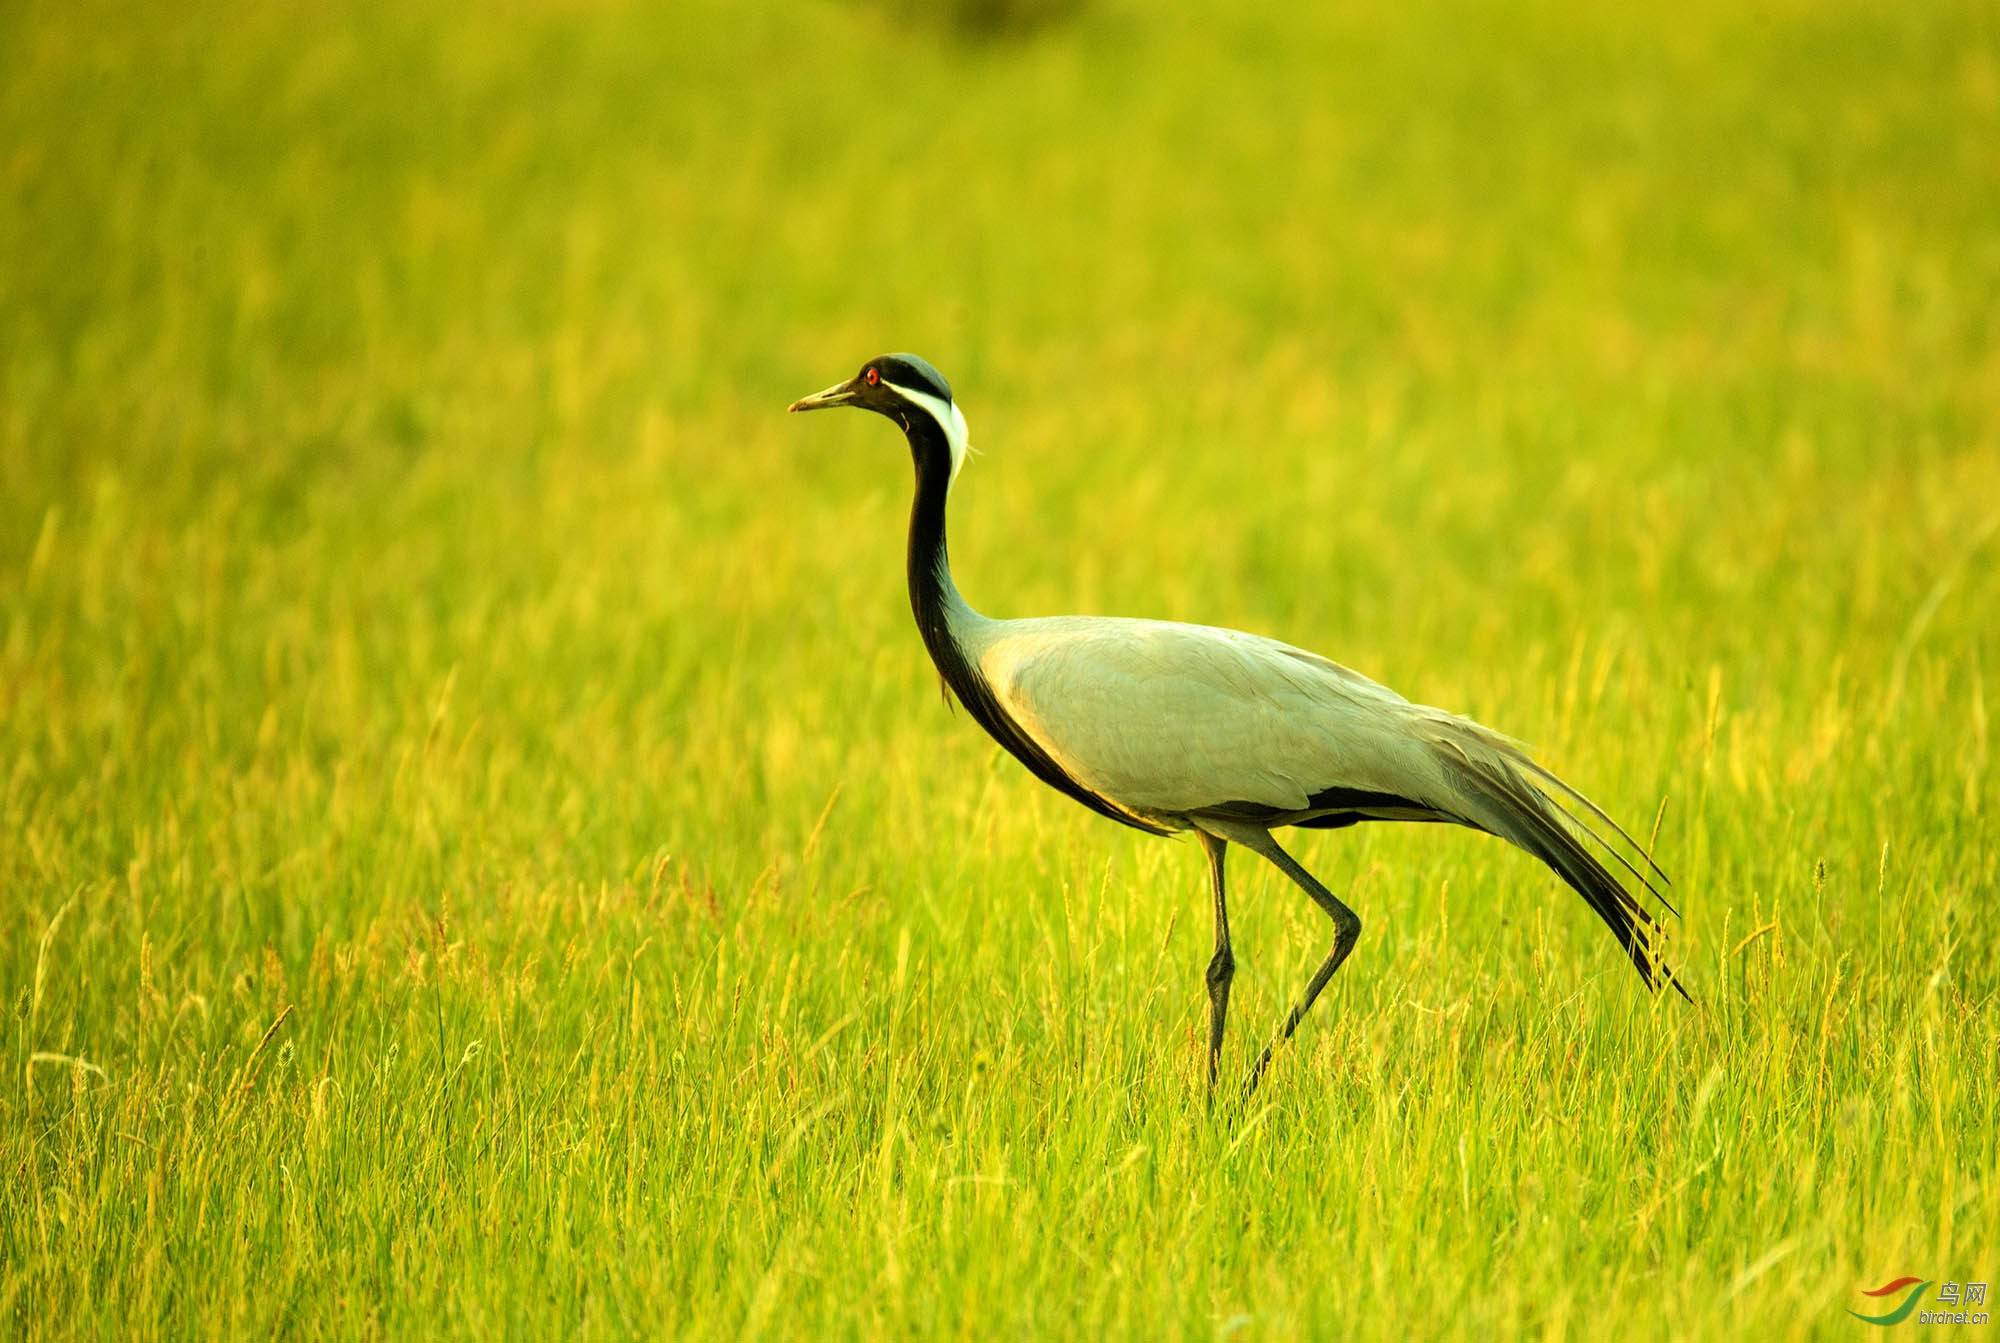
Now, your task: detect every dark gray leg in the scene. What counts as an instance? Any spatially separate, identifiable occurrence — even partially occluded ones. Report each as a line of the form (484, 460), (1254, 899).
(1237, 829), (1362, 1092)
(1197, 829), (1234, 1088)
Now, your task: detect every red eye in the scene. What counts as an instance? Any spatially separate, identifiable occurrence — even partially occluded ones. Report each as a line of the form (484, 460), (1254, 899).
(865, 367), (879, 386)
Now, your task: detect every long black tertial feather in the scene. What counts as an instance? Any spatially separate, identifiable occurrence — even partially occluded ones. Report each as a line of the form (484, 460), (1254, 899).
(1421, 720), (1689, 999)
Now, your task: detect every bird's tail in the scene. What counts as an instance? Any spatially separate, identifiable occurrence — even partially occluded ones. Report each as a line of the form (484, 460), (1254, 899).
(1415, 711), (1690, 1000)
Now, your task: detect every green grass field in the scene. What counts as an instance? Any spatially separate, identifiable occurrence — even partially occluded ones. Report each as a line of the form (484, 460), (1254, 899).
(4, 0), (1997, 1336)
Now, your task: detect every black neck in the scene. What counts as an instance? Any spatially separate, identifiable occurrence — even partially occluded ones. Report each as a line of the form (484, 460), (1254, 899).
(894, 408), (1168, 836)
(901, 409), (964, 666)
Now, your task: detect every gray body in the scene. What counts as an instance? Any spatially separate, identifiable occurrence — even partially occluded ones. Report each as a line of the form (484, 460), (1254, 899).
(971, 611), (1461, 828)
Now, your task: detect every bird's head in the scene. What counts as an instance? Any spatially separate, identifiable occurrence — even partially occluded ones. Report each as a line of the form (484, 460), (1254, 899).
(789, 353), (971, 484)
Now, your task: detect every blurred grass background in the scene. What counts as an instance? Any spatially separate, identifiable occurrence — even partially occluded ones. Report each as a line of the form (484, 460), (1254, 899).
(2, 0), (1996, 1337)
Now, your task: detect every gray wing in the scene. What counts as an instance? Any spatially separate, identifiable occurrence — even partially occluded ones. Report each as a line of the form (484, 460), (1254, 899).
(974, 615), (1683, 994)
(975, 617), (1447, 816)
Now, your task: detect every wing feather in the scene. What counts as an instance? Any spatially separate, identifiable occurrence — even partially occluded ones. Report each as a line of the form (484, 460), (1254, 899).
(967, 615), (1682, 993)
(965, 615), (1681, 994)
(975, 617), (1440, 816)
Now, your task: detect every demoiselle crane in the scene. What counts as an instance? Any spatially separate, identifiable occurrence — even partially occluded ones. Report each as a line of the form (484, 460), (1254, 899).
(790, 354), (1686, 1090)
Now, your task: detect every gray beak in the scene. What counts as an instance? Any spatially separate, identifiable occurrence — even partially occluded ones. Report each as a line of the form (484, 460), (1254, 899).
(788, 378), (860, 413)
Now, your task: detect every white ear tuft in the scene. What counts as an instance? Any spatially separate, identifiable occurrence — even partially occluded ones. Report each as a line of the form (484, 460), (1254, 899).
(896, 386), (972, 487)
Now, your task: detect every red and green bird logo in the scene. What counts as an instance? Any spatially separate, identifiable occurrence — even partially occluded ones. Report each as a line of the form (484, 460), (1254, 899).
(1848, 1277), (1932, 1326)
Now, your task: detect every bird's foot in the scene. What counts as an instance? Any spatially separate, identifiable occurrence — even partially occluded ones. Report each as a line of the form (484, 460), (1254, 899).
(1242, 1043), (1276, 1096)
